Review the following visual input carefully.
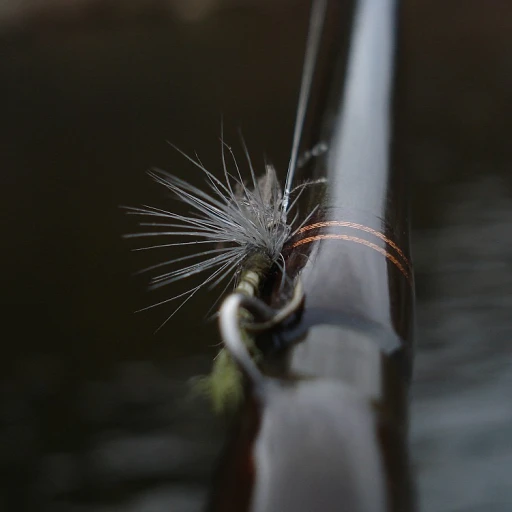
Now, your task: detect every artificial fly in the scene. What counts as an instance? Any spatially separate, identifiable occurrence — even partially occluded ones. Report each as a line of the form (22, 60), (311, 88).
(125, 0), (327, 333)
(124, 144), (311, 330)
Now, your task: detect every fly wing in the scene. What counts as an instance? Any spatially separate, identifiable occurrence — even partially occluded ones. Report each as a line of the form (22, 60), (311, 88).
(261, 164), (282, 207)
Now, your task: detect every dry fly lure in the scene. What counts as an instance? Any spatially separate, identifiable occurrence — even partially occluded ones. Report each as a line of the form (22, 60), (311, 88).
(125, 0), (327, 332)
(125, 143), (313, 330)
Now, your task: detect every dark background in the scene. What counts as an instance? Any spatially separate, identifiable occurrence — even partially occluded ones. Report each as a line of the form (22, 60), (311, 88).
(1, 1), (511, 511)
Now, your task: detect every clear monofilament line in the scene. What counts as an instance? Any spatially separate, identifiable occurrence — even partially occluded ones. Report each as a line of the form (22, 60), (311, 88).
(282, 0), (327, 216)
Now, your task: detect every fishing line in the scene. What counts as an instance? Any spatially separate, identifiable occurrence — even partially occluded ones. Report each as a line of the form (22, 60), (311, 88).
(283, 0), (327, 215)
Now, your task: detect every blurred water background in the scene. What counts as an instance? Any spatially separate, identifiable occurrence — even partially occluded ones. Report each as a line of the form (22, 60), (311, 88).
(1, 1), (511, 511)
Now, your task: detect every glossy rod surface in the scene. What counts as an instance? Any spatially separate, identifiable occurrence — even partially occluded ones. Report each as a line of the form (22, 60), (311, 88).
(287, 0), (413, 354)
(208, 0), (414, 510)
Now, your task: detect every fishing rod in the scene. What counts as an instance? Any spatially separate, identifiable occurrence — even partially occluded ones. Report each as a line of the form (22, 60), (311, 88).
(206, 0), (415, 510)
(125, 0), (414, 508)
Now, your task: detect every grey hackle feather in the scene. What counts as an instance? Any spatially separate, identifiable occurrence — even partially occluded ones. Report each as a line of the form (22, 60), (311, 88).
(124, 141), (311, 330)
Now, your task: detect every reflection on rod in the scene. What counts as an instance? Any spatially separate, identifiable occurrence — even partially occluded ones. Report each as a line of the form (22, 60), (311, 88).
(207, 0), (414, 510)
